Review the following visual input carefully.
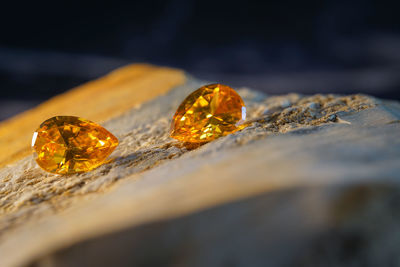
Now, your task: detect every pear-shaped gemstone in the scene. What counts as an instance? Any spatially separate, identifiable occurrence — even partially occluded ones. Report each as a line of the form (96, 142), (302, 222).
(32, 116), (119, 174)
(170, 84), (246, 143)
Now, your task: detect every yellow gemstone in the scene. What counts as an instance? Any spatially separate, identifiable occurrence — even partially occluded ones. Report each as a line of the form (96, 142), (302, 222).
(170, 83), (246, 143)
(32, 116), (119, 174)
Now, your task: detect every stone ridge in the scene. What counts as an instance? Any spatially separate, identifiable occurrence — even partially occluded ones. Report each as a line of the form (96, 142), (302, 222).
(244, 92), (374, 138)
(0, 79), (376, 241)
(0, 64), (186, 169)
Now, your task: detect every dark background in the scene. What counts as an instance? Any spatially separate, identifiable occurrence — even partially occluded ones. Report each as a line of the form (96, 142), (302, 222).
(1, 0), (399, 121)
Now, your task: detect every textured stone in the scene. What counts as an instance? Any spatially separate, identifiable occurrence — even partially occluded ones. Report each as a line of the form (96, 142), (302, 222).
(0, 64), (185, 169)
(0, 66), (399, 267)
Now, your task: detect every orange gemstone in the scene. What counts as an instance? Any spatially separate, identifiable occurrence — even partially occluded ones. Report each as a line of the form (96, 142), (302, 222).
(170, 84), (246, 143)
(32, 116), (119, 174)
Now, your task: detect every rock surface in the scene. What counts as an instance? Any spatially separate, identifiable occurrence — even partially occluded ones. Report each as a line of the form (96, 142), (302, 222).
(0, 64), (400, 267)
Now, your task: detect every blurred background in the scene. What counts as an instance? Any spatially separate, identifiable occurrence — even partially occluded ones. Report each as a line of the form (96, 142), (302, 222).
(1, 0), (399, 121)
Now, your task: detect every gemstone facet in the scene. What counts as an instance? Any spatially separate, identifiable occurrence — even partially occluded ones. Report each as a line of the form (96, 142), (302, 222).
(32, 116), (119, 174)
(170, 84), (246, 143)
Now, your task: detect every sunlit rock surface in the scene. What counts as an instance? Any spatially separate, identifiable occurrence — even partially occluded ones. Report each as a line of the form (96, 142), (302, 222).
(0, 65), (399, 267)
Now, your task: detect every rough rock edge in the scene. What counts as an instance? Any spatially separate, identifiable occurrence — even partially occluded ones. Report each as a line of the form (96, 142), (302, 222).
(0, 78), (377, 240)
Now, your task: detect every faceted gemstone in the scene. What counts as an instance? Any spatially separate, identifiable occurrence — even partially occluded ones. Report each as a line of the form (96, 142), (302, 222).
(170, 84), (246, 143)
(32, 116), (119, 174)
